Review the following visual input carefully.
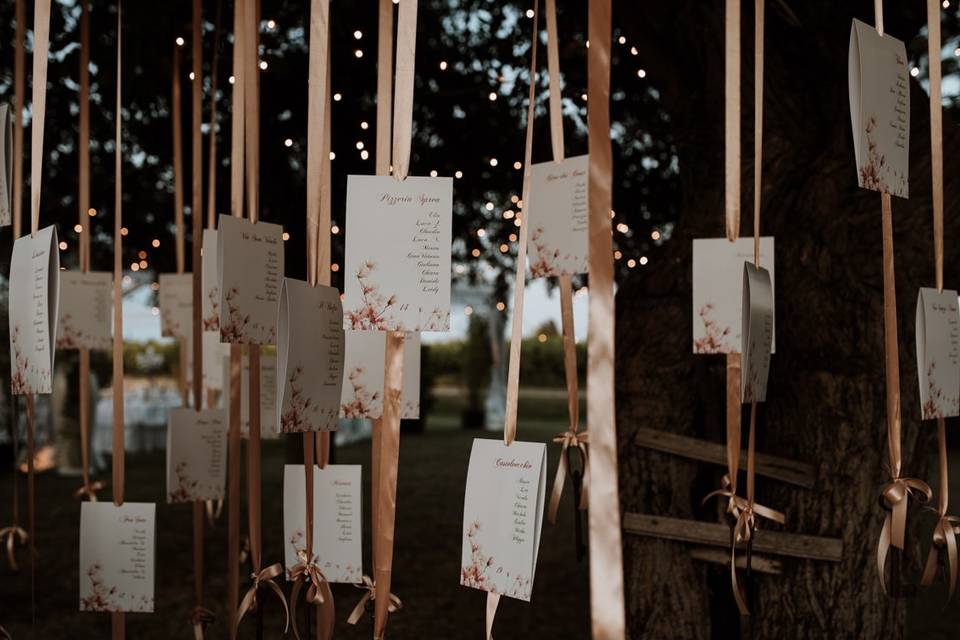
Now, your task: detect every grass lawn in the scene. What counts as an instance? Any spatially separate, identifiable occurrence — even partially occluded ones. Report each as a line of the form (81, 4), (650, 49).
(0, 393), (590, 638)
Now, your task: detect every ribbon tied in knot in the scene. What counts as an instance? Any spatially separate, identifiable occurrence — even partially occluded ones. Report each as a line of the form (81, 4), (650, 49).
(236, 563), (289, 633)
(0, 525), (28, 571)
(290, 551), (335, 640)
(547, 428), (589, 524)
(73, 480), (106, 501)
(347, 574), (402, 625)
(920, 511), (960, 600)
(877, 477), (932, 593)
(190, 605), (215, 640)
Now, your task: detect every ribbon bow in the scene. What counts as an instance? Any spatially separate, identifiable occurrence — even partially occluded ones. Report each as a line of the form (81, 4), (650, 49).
(289, 551), (335, 640)
(190, 605), (215, 640)
(0, 623), (10, 640)
(920, 510), (960, 600)
(704, 475), (785, 615)
(547, 429), (589, 524)
(0, 525), (28, 571)
(347, 574), (402, 625)
(73, 480), (106, 502)
(877, 476), (932, 592)
(236, 563), (289, 633)
(205, 499), (223, 528)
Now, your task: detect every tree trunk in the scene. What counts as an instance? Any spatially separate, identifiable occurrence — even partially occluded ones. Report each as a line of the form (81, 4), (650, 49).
(615, 2), (953, 637)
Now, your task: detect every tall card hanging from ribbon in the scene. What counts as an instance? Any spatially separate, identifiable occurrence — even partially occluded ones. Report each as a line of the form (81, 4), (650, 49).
(586, 0), (627, 636)
(918, 0), (960, 600)
(538, 0), (588, 528)
(227, 0), (246, 636)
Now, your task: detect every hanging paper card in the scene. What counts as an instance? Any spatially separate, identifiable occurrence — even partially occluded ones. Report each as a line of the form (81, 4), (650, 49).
(9, 225), (59, 395)
(282, 464), (362, 583)
(277, 279), (344, 433)
(57, 271), (112, 350)
(158, 273), (192, 339)
(340, 330), (421, 419)
(343, 175), (452, 332)
(222, 351), (279, 438)
(526, 155), (589, 277)
(217, 214), (284, 344)
(166, 408), (227, 503)
(201, 228), (220, 331)
(741, 264), (774, 402)
(915, 288), (960, 419)
(460, 438), (546, 602)
(848, 19), (909, 198)
(79, 502), (156, 613)
(0, 104), (11, 227)
(186, 331), (229, 395)
(692, 237), (775, 354)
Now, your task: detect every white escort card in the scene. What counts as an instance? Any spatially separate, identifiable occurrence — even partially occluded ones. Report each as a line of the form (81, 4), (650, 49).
(692, 237), (775, 355)
(848, 19), (909, 198)
(158, 273), (192, 340)
(340, 331), (421, 419)
(343, 175), (452, 332)
(460, 439), (546, 602)
(221, 351), (279, 438)
(0, 104), (11, 227)
(741, 264), (774, 403)
(9, 225), (59, 394)
(57, 271), (112, 351)
(201, 228), (220, 331)
(278, 280), (344, 433)
(217, 214), (284, 344)
(166, 408), (227, 503)
(526, 155), (588, 277)
(915, 288), (960, 419)
(283, 464), (362, 583)
(79, 502), (155, 613)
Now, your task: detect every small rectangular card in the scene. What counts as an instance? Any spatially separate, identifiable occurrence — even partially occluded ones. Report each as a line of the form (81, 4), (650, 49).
(217, 214), (284, 344)
(79, 502), (155, 613)
(0, 104), (11, 227)
(221, 350), (280, 438)
(741, 264), (774, 403)
(340, 331), (421, 419)
(283, 464), (363, 583)
(9, 225), (59, 394)
(343, 175), (452, 332)
(460, 439), (546, 602)
(916, 288), (960, 419)
(278, 279), (345, 433)
(158, 273), (193, 340)
(166, 408), (227, 503)
(57, 271), (112, 350)
(848, 19), (909, 198)
(201, 229), (220, 331)
(692, 237), (775, 355)
(526, 155), (589, 277)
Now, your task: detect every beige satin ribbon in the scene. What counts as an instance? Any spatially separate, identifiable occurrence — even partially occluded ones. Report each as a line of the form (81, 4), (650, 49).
(724, 0), (740, 242)
(391, 0), (417, 182)
(12, 0), (24, 238)
(111, 6), (126, 638)
(191, 606), (216, 640)
(347, 575), (402, 625)
(289, 550), (335, 640)
(920, 419), (960, 598)
(236, 562), (289, 631)
(73, 480), (106, 502)
(206, 0), (222, 230)
(173, 45), (185, 274)
(226, 1), (246, 636)
(586, 0), (627, 636)
(543, 0), (588, 525)
(0, 525), (27, 570)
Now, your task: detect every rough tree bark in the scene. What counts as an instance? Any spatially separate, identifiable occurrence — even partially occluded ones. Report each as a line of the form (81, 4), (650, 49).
(615, 2), (957, 638)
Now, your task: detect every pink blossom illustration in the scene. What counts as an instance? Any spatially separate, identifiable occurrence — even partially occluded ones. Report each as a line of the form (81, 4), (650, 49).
(281, 366), (338, 433)
(922, 361), (960, 420)
(694, 304), (736, 354)
(219, 287), (250, 342)
(80, 562), (152, 612)
(340, 367), (381, 418)
(461, 521), (533, 600)
(401, 399), (420, 419)
(528, 227), (569, 278)
(344, 261), (398, 330)
(10, 325), (50, 395)
(417, 307), (449, 331)
(858, 114), (907, 197)
(203, 287), (220, 331)
(168, 461), (200, 503)
(161, 307), (183, 338)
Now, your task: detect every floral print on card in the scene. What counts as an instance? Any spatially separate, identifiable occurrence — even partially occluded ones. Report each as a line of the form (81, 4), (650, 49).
(340, 331), (421, 419)
(525, 155), (589, 278)
(166, 408), (227, 503)
(915, 288), (960, 420)
(56, 272), (112, 351)
(79, 502), (155, 613)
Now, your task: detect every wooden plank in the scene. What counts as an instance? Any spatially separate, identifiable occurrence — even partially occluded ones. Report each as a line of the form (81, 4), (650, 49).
(623, 512), (842, 562)
(634, 427), (815, 489)
(688, 547), (782, 575)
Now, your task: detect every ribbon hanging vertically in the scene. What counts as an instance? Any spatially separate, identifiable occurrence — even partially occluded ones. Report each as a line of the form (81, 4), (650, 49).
(206, 0), (222, 231)
(586, 0), (627, 636)
(543, 0), (588, 527)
